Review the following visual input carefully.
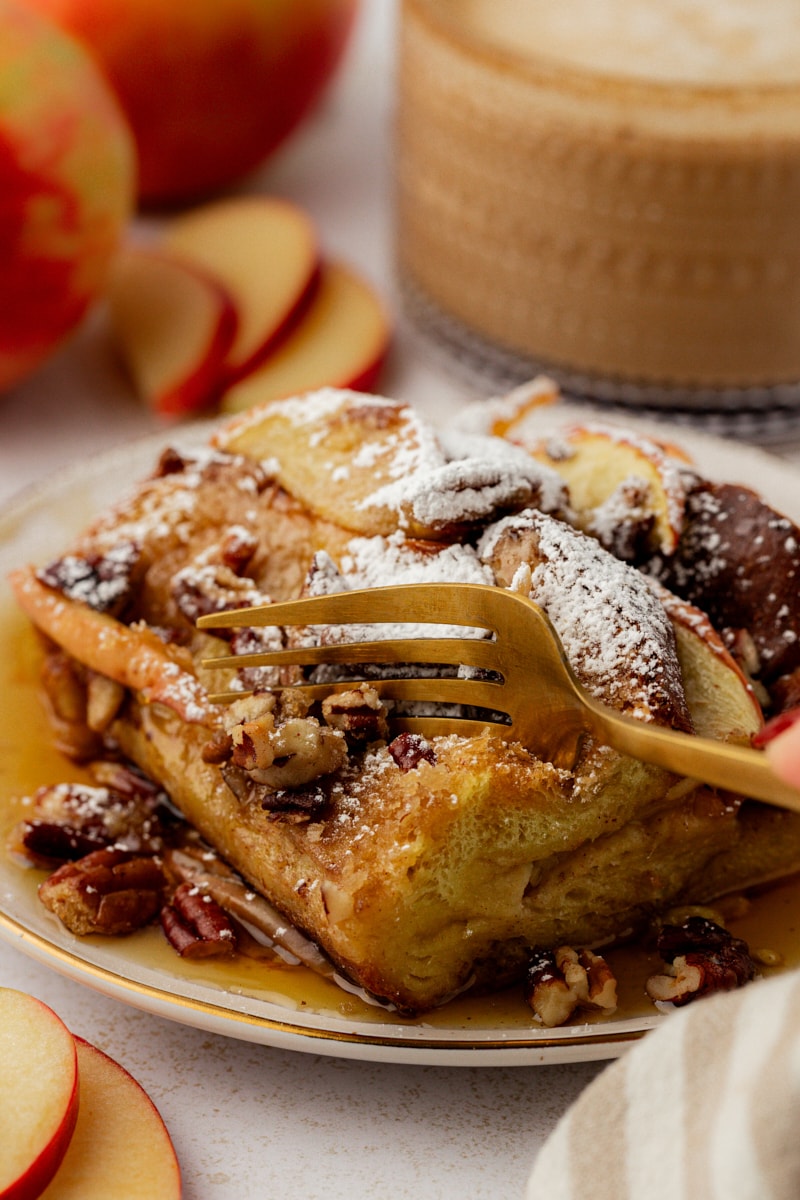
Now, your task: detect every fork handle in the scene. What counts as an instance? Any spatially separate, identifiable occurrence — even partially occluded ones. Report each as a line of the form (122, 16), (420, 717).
(591, 703), (800, 814)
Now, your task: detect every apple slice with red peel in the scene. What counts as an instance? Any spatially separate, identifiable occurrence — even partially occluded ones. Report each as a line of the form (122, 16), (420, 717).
(0, 988), (79, 1200)
(220, 260), (390, 414)
(165, 195), (320, 383)
(108, 247), (237, 416)
(39, 1038), (181, 1200)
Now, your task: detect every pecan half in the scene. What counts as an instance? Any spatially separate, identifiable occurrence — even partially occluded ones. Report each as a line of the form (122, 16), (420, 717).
(645, 915), (757, 1006)
(16, 773), (171, 867)
(164, 847), (335, 976)
(160, 882), (237, 958)
(38, 848), (166, 935)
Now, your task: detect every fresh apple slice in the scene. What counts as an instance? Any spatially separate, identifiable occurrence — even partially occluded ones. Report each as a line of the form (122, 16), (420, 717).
(220, 260), (390, 414)
(39, 1038), (181, 1200)
(108, 247), (237, 416)
(165, 195), (320, 382)
(0, 988), (79, 1200)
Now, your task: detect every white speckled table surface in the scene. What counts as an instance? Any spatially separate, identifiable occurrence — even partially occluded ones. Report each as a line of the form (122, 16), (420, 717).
(2, 4), (800, 1196)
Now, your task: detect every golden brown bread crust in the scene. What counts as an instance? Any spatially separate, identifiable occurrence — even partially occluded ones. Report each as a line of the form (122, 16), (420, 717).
(10, 388), (800, 1013)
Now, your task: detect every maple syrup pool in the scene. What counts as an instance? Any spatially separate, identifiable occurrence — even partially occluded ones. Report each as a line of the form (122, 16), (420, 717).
(2, 602), (799, 1034)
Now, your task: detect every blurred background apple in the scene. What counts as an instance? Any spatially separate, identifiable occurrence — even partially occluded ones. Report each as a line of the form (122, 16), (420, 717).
(22, 0), (360, 205)
(0, 0), (135, 392)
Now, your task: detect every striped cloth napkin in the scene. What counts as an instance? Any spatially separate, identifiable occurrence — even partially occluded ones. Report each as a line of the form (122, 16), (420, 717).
(527, 969), (800, 1200)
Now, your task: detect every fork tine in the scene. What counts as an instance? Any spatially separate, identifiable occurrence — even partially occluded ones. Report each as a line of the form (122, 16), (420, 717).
(201, 636), (500, 673)
(196, 583), (499, 633)
(389, 716), (507, 739)
(206, 675), (506, 709)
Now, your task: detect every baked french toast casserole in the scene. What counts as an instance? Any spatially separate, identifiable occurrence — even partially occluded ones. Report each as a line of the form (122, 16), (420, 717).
(9, 385), (800, 1020)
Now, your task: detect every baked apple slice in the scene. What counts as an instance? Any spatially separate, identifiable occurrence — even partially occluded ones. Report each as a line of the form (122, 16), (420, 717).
(529, 424), (692, 558)
(658, 587), (764, 745)
(214, 389), (564, 540)
(457, 377), (561, 440)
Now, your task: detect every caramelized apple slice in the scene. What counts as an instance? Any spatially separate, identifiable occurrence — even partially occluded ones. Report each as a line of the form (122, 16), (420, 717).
(220, 260), (390, 414)
(215, 389), (558, 540)
(457, 377), (561, 440)
(530, 425), (691, 558)
(215, 388), (433, 536)
(165, 195), (320, 382)
(108, 247), (236, 416)
(658, 586), (764, 745)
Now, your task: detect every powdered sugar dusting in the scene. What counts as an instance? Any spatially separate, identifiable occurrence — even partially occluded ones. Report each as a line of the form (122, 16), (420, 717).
(304, 534), (493, 643)
(480, 510), (686, 721)
(362, 428), (568, 529)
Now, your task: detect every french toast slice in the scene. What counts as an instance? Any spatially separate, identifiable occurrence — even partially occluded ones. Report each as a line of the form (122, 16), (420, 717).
(10, 388), (800, 1014)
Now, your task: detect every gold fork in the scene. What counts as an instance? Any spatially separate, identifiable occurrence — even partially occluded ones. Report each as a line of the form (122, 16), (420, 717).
(197, 582), (800, 813)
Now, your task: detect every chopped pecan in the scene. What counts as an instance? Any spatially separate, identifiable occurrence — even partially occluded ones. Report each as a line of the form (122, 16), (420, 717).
(645, 915), (757, 1006)
(227, 626), (286, 693)
(770, 670), (800, 717)
(388, 732), (437, 771)
(37, 540), (140, 615)
(201, 729), (234, 764)
(321, 683), (389, 747)
(226, 694), (279, 771)
(223, 691), (347, 790)
(247, 717), (347, 789)
(525, 946), (618, 1027)
(525, 949), (578, 1027)
(587, 480), (656, 562)
(218, 526), (259, 574)
(220, 764), (329, 819)
(160, 881), (237, 958)
(154, 446), (188, 477)
(38, 848), (166, 935)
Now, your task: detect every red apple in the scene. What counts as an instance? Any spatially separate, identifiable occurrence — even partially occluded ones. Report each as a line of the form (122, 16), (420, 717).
(165, 196), (320, 383)
(108, 246), (237, 416)
(21, 0), (359, 204)
(0, 988), (79, 1200)
(221, 259), (390, 413)
(0, 0), (135, 393)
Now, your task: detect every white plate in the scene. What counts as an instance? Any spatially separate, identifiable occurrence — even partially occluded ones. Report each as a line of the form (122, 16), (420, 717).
(1, 409), (798, 1066)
